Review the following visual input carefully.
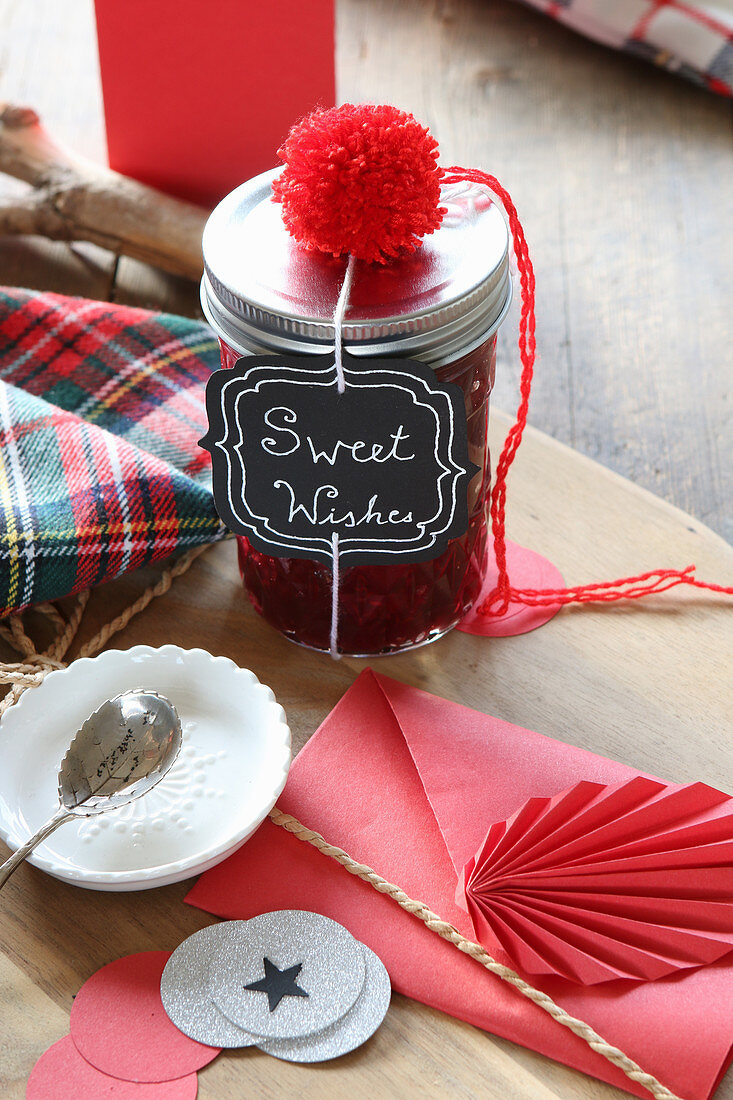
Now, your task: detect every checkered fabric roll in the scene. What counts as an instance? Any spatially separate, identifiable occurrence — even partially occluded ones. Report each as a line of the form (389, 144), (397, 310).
(520, 0), (733, 96)
(0, 288), (228, 617)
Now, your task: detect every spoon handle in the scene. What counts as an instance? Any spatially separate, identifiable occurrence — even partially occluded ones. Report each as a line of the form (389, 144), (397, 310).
(0, 807), (73, 889)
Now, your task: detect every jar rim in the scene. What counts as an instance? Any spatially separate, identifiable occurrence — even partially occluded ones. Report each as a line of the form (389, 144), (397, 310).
(201, 272), (512, 368)
(201, 170), (512, 367)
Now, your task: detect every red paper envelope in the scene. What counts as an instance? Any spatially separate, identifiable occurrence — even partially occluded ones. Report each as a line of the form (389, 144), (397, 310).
(186, 670), (733, 1100)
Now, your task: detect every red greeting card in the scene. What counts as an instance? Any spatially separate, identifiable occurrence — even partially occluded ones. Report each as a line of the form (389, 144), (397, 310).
(186, 670), (733, 1100)
(94, 0), (335, 207)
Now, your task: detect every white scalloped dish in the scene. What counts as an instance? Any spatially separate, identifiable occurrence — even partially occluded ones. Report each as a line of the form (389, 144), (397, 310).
(0, 646), (291, 891)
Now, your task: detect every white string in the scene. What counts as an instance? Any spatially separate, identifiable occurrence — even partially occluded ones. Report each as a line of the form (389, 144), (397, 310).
(333, 253), (356, 394)
(329, 533), (341, 660)
(328, 253), (356, 658)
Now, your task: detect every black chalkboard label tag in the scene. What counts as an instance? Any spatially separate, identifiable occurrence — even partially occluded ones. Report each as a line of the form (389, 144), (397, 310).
(199, 353), (480, 567)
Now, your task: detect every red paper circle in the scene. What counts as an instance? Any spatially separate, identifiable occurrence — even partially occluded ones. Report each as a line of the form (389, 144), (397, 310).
(27, 1035), (199, 1099)
(458, 541), (565, 637)
(70, 952), (219, 1083)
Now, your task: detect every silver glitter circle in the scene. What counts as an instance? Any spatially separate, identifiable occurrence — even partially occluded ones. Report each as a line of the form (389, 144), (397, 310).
(209, 910), (366, 1039)
(256, 943), (391, 1062)
(160, 923), (257, 1047)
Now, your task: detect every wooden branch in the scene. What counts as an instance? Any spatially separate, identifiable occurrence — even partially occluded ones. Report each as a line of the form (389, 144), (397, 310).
(0, 104), (208, 280)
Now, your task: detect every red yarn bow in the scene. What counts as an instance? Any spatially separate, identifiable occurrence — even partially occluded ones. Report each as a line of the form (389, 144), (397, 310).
(273, 104), (444, 264)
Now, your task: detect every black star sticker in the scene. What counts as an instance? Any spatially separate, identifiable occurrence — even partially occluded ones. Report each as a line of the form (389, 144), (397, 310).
(243, 957), (309, 1012)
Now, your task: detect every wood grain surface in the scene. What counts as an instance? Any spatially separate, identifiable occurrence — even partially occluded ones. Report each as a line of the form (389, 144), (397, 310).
(0, 0), (731, 538)
(0, 410), (731, 1100)
(0, 1), (731, 1097)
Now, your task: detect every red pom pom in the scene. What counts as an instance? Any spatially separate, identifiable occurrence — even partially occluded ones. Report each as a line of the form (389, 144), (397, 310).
(272, 104), (445, 264)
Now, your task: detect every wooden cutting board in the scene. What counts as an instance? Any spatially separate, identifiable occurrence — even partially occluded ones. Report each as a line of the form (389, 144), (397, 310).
(1, 410), (731, 1100)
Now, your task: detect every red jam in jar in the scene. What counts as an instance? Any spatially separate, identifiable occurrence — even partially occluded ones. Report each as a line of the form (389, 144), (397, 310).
(201, 173), (510, 655)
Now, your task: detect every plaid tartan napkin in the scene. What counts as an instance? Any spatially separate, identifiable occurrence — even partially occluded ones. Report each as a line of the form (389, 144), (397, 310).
(0, 288), (227, 618)
(521, 0), (733, 95)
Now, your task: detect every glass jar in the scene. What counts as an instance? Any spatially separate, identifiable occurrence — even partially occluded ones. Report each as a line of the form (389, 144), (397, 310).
(201, 172), (510, 655)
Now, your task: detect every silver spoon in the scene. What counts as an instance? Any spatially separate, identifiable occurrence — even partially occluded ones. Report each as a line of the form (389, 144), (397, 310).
(0, 689), (182, 889)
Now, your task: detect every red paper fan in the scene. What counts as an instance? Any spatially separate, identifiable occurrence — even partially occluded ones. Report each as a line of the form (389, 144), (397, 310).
(458, 775), (733, 985)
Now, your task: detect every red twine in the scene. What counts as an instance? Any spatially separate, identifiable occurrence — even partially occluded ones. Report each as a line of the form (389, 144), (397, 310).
(441, 166), (733, 617)
(272, 101), (731, 619)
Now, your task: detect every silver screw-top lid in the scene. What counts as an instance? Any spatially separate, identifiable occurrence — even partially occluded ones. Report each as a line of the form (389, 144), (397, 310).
(201, 169), (511, 367)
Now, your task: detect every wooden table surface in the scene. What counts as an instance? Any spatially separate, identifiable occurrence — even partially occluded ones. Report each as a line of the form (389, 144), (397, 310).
(0, 2), (732, 1099)
(0, 0), (731, 540)
(1, 412), (731, 1100)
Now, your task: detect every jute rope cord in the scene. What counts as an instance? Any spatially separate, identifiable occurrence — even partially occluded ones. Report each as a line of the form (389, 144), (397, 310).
(0, 548), (683, 1100)
(268, 807), (683, 1100)
(0, 545), (209, 716)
